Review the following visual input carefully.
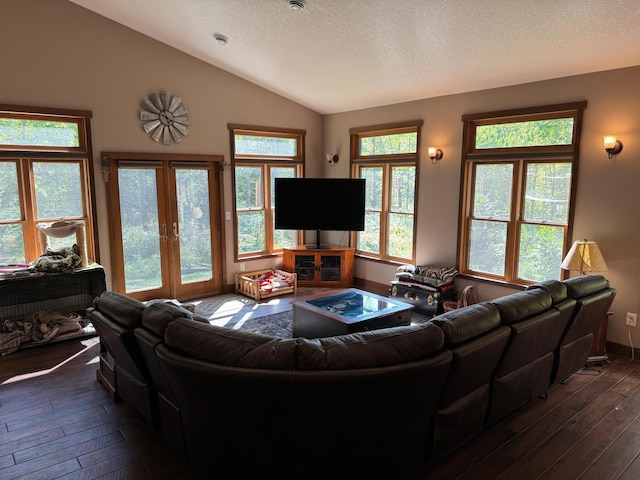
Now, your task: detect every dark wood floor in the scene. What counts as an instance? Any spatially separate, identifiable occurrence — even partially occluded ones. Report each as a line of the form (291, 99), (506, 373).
(2, 298), (640, 479)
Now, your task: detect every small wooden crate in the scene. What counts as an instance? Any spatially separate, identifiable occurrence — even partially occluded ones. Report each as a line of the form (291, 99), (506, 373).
(235, 268), (297, 301)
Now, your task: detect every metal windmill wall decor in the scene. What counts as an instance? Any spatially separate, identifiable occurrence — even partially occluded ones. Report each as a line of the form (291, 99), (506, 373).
(139, 91), (190, 144)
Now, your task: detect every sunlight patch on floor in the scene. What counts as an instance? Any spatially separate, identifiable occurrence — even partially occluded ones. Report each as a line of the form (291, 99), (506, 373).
(2, 337), (99, 385)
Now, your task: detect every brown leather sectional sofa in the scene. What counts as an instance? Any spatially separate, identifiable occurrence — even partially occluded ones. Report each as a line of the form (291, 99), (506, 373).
(87, 274), (615, 479)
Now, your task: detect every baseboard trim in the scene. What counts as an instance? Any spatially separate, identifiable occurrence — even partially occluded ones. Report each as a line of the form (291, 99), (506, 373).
(606, 340), (639, 360)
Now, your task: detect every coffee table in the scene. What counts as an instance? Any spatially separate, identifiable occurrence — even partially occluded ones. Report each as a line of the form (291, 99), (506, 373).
(291, 288), (414, 338)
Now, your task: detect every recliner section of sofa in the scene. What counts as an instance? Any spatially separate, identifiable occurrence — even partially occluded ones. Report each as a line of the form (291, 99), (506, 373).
(89, 274), (616, 479)
(86, 292), (153, 423)
(87, 293), (209, 431)
(430, 302), (511, 460)
(293, 323), (452, 479)
(486, 288), (564, 426)
(134, 301), (209, 457)
(528, 275), (616, 386)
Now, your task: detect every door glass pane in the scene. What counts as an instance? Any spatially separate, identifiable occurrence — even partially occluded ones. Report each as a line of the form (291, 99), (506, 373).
(118, 168), (162, 292)
(468, 219), (507, 275)
(473, 163), (513, 219)
(518, 223), (565, 282)
(0, 224), (25, 264)
(175, 169), (212, 284)
(524, 162), (571, 223)
(33, 162), (83, 219)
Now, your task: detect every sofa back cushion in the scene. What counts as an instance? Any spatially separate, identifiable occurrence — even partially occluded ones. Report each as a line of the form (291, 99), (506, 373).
(564, 275), (610, 299)
(93, 291), (145, 329)
(164, 318), (297, 369)
(490, 289), (552, 325)
(527, 279), (568, 304)
(141, 301), (208, 337)
(296, 322), (445, 370)
(431, 302), (501, 347)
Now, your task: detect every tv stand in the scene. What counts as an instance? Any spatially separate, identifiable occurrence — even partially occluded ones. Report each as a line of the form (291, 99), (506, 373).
(283, 245), (354, 287)
(305, 230), (331, 249)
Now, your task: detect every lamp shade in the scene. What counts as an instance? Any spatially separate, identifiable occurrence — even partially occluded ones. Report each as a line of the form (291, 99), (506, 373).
(561, 239), (608, 274)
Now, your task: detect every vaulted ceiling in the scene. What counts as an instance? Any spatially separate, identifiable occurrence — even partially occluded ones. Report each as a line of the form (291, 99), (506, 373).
(68, 0), (640, 114)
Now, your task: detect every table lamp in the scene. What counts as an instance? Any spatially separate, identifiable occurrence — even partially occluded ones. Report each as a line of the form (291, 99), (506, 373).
(561, 239), (607, 276)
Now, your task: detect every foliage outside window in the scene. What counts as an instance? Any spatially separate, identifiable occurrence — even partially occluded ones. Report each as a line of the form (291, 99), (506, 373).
(460, 103), (585, 285)
(351, 121), (422, 263)
(229, 125), (304, 259)
(0, 106), (95, 264)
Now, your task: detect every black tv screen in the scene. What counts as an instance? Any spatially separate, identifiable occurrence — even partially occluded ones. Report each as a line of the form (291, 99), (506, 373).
(274, 178), (365, 233)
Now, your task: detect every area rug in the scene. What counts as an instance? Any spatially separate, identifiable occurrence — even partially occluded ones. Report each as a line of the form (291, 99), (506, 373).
(191, 293), (255, 318)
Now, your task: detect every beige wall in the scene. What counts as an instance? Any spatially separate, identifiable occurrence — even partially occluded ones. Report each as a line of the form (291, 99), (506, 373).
(3, 0), (323, 288)
(324, 66), (640, 349)
(4, 1), (640, 349)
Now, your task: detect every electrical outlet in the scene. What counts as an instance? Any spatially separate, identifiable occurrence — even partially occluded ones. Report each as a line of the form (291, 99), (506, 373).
(626, 312), (637, 327)
(225, 211), (231, 220)
(240, 263), (245, 272)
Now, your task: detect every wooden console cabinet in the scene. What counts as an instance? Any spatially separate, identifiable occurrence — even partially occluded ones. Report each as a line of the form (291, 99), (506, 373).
(283, 245), (354, 287)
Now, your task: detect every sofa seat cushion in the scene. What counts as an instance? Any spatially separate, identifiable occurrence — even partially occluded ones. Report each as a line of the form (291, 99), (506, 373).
(164, 318), (297, 369)
(296, 323), (445, 370)
(93, 291), (145, 329)
(141, 301), (208, 337)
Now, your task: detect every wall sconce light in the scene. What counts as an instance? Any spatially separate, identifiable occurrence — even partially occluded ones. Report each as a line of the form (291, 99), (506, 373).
(428, 147), (444, 165)
(326, 153), (339, 166)
(603, 135), (623, 159)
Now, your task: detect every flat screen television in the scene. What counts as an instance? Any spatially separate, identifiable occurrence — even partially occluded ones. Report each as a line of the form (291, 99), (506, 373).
(274, 177), (365, 249)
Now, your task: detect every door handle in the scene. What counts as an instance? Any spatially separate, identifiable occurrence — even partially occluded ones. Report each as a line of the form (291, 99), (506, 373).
(160, 223), (168, 242)
(172, 222), (179, 241)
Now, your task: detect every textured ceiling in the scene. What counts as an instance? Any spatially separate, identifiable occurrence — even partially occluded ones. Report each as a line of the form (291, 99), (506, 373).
(68, 0), (640, 114)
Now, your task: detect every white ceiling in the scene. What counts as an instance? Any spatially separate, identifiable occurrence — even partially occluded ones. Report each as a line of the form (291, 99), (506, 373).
(68, 0), (640, 115)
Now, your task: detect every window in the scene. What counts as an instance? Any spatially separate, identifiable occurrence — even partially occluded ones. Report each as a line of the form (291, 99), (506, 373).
(459, 102), (586, 285)
(350, 121), (422, 263)
(229, 124), (305, 259)
(0, 106), (96, 264)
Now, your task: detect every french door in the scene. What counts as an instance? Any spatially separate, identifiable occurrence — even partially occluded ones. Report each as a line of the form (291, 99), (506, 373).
(104, 153), (224, 301)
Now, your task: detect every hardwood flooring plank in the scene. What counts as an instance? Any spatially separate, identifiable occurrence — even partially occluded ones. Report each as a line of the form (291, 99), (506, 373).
(13, 418), (134, 464)
(0, 454), (14, 471)
(0, 427), (65, 458)
(13, 458), (81, 480)
(424, 426), (517, 479)
(578, 429), (640, 480)
(611, 362), (640, 396)
(493, 406), (577, 461)
(563, 390), (629, 437)
(5, 405), (107, 433)
(495, 428), (580, 480)
(540, 408), (637, 479)
(0, 431), (124, 480)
